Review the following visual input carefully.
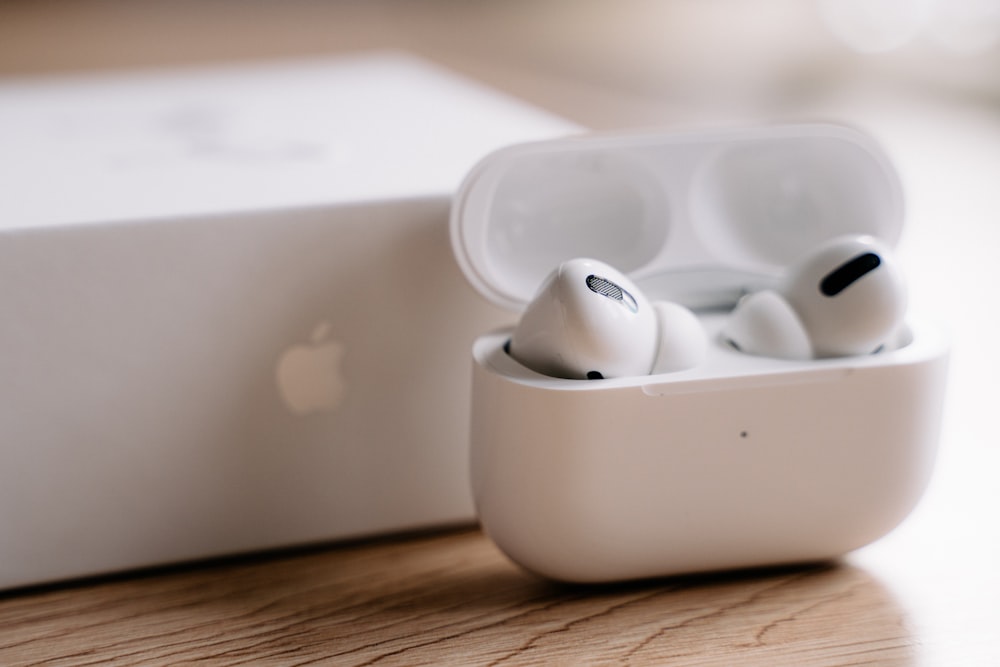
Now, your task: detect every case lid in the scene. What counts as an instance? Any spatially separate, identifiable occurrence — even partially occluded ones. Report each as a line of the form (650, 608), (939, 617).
(450, 124), (904, 311)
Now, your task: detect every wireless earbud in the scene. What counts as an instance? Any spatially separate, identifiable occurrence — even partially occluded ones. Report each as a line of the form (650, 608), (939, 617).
(723, 235), (907, 359)
(509, 237), (905, 377)
(508, 258), (707, 379)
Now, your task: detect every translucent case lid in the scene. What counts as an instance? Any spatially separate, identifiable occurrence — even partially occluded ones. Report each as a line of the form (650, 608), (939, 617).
(450, 124), (904, 311)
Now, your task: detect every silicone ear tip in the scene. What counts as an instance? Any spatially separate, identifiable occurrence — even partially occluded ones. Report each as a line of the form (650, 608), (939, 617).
(651, 302), (708, 373)
(723, 290), (813, 360)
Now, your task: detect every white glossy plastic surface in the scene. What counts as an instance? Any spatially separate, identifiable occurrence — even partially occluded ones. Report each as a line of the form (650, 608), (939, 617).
(509, 258), (661, 379)
(451, 124), (903, 311)
(470, 314), (948, 582)
(451, 124), (948, 583)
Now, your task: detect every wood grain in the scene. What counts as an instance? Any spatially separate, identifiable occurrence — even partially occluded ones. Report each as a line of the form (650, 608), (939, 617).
(0, 529), (916, 666)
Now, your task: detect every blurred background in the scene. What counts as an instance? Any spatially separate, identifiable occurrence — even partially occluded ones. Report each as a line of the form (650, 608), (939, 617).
(1, 0), (998, 130)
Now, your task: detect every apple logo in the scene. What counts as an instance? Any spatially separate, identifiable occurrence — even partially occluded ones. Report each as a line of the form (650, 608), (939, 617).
(275, 322), (347, 415)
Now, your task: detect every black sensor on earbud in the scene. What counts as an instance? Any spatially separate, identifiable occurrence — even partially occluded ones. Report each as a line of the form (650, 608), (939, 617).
(820, 252), (881, 297)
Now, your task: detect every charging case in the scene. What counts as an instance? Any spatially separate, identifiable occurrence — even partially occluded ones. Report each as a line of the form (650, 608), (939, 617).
(450, 124), (950, 583)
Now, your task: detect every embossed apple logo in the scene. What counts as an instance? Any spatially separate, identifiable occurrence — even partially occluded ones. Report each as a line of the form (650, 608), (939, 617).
(276, 322), (347, 415)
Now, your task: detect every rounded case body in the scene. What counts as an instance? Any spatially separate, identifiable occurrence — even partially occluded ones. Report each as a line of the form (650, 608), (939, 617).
(452, 125), (950, 582)
(470, 317), (947, 582)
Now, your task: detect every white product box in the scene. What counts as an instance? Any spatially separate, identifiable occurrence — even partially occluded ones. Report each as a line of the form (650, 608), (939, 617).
(0, 53), (575, 589)
(451, 125), (949, 582)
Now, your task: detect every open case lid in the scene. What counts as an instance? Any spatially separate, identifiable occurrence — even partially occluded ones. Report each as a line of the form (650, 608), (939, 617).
(450, 124), (904, 311)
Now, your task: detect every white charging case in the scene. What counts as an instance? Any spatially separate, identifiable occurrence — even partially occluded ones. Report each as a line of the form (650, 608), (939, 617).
(450, 124), (950, 583)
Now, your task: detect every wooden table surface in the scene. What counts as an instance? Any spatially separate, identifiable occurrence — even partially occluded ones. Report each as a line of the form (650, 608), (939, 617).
(1, 2), (999, 665)
(0, 528), (924, 666)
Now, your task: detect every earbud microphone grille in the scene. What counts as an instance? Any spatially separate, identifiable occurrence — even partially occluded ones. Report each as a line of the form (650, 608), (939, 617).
(586, 275), (639, 312)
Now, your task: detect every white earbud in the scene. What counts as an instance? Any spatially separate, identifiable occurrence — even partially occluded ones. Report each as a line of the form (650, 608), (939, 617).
(723, 235), (907, 359)
(721, 289), (813, 360)
(650, 301), (713, 374)
(509, 258), (707, 379)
